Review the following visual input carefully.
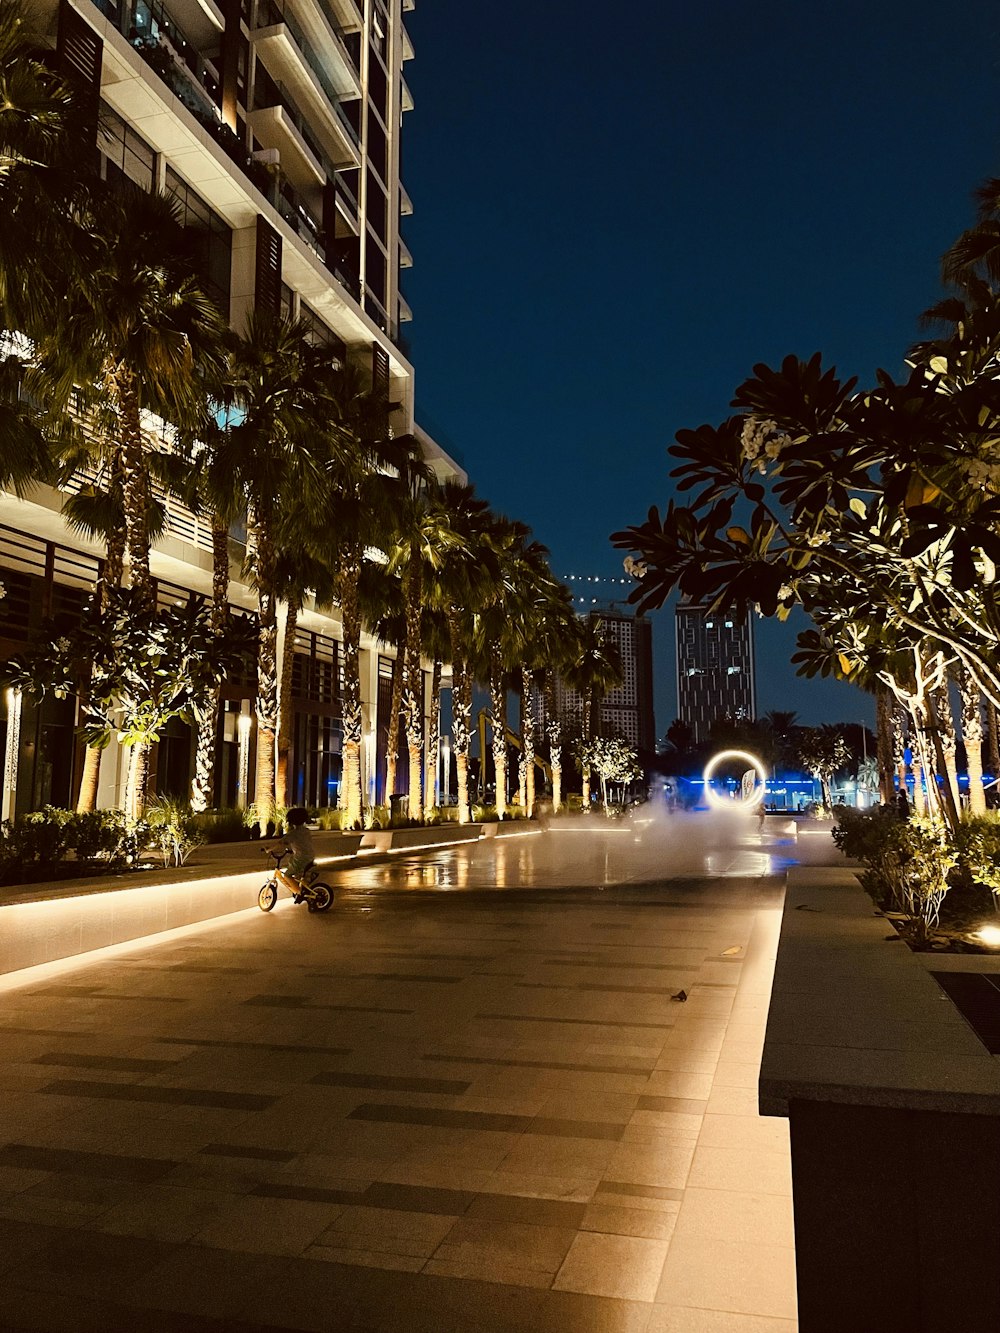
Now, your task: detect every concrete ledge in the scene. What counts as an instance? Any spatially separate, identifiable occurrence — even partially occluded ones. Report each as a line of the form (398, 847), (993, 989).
(0, 824), (507, 982)
(760, 866), (1000, 1117)
(358, 825), (484, 853)
(762, 864), (1000, 1332)
(0, 866), (267, 980)
(481, 822), (541, 839)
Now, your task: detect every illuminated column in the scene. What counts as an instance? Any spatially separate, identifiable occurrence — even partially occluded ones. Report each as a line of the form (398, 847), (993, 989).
(441, 734), (451, 805)
(2, 687), (21, 823)
(236, 708), (252, 811)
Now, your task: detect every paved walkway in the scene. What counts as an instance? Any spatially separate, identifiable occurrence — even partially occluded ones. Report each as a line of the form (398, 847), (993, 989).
(0, 815), (812, 1332)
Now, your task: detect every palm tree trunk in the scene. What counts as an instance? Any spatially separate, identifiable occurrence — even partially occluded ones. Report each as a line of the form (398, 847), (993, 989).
(521, 666), (536, 817)
(384, 649), (404, 805)
(274, 601), (297, 809)
(548, 722), (562, 813)
(932, 684), (961, 815)
(875, 684), (895, 804)
(893, 708), (908, 799)
(543, 675), (561, 813)
(424, 660), (442, 822)
(191, 519), (229, 813)
(402, 560), (423, 822)
(490, 658), (507, 820)
(926, 689), (960, 830)
(112, 366), (154, 614)
(251, 511), (278, 832)
(960, 668), (986, 815)
(581, 695), (592, 808)
(338, 554), (364, 830)
(516, 674), (526, 812)
(449, 614), (472, 825)
(77, 488), (128, 813)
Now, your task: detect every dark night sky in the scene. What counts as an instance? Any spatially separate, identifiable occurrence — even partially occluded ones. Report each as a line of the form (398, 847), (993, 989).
(401, 0), (1000, 735)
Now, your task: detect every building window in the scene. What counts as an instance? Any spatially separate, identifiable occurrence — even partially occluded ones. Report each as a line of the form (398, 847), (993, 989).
(99, 102), (155, 192)
(164, 166), (233, 315)
(300, 302), (346, 365)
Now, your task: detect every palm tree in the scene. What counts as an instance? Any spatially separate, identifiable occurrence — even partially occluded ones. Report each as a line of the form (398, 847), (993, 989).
(26, 184), (222, 813)
(941, 180), (1000, 291)
(56, 423), (172, 810)
(563, 616), (623, 808)
(421, 483), (496, 825)
(422, 606), (450, 821)
(932, 682), (961, 813)
(273, 542), (336, 810)
(535, 581), (581, 813)
(211, 312), (342, 830)
(321, 371), (420, 828)
(385, 477), (462, 822)
(471, 517), (544, 820)
(0, 2), (91, 336)
(360, 564), (406, 812)
(37, 186), (224, 618)
(509, 543), (561, 817)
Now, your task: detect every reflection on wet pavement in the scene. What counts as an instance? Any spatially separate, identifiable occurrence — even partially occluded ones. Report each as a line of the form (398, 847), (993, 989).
(327, 811), (804, 900)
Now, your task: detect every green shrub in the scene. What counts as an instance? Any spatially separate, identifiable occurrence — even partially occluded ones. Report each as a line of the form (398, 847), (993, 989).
(145, 797), (204, 868)
(950, 813), (1000, 896)
(241, 802), (287, 837)
(312, 807), (342, 832)
(833, 806), (955, 940)
(472, 803), (498, 823)
(366, 804), (389, 830)
(190, 808), (248, 844)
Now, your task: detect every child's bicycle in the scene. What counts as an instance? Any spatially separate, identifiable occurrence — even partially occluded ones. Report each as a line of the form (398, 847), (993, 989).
(257, 847), (334, 913)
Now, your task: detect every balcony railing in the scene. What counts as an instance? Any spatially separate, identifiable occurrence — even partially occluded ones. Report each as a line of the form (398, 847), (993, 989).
(130, 0), (221, 112)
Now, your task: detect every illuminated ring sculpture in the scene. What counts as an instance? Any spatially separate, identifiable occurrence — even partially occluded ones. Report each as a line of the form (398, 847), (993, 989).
(703, 749), (767, 810)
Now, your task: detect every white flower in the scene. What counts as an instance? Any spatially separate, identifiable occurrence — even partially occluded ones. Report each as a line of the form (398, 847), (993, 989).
(778, 584), (794, 601)
(54, 637), (71, 654)
(623, 556), (647, 580)
(741, 416), (792, 465)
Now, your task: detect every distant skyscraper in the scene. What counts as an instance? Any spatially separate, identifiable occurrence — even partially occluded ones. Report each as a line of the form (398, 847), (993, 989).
(675, 604), (756, 742)
(540, 579), (655, 752)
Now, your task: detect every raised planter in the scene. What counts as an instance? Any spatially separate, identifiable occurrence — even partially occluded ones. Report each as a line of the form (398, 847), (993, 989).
(0, 824), (502, 984)
(760, 865), (1000, 1332)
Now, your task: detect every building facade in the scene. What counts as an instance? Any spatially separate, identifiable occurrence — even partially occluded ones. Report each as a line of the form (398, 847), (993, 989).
(675, 603), (756, 742)
(0, 0), (462, 815)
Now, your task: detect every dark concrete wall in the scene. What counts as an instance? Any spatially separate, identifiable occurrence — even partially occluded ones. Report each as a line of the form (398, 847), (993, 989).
(789, 1098), (1000, 1332)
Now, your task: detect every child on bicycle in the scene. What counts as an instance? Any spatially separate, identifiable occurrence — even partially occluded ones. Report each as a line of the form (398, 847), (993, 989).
(281, 806), (316, 901)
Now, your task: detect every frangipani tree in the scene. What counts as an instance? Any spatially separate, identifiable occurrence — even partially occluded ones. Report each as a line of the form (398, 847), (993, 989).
(578, 735), (642, 815)
(795, 726), (850, 814)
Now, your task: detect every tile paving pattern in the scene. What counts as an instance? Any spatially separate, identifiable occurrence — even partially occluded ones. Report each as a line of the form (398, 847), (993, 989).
(0, 822), (798, 1330)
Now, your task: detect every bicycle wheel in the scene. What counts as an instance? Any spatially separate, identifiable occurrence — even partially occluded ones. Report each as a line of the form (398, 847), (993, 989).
(308, 882), (333, 913)
(258, 881), (277, 912)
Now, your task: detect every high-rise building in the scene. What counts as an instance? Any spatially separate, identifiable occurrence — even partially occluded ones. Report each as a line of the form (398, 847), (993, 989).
(675, 603), (756, 742)
(539, 580), (655, 753)
(0, 0), (462, 814)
